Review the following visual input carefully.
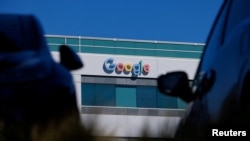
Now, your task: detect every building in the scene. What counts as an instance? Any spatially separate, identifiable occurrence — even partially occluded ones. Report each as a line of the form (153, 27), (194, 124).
(46, 35), (204, 140)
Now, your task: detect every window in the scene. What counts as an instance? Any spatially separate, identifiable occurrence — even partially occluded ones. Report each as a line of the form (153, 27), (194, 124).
(82, 83), (94, 105)
(137, 86), (157, 108)
(116, 86), (136, 107)
(81, 83), (115, 106)
(177, 98), (187, 109)
(95, 84), (115, 106)
(81, 83), (182, 109)
(157, 89), (177, 108)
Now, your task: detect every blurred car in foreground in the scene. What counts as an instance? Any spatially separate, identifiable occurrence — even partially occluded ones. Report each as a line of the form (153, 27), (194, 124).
(158, 0), (250, 140)
(0, 14), (83, 141)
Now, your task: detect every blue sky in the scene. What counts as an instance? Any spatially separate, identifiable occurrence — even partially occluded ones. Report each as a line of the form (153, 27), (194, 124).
(0, 0), (223, 43)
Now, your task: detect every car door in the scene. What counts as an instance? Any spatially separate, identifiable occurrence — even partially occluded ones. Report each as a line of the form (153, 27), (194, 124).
(178, 0), (250, 140)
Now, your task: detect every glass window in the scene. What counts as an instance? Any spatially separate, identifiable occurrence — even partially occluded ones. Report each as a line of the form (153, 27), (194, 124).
(81, 83), (95, 105)
(82, 83), (115, 106)
(136, 86), (157, 108)
(82, 83), (181, 109)
(224, 1), (250, 40)
(46, 37), (65, 44)
(177, 98), (187, 109)
(157, 89), (177, 109)
(66, 38), (79, 45)
(95, 84), (115, 106)
(116, 86), (136, 107)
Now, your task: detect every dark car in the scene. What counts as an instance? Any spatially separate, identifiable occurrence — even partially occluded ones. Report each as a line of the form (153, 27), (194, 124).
(158, 0), (250, 140)
(0, 14), (83, 141)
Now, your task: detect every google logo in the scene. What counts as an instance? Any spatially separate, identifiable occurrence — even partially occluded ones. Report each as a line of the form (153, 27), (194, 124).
(103, 58), (150, 76)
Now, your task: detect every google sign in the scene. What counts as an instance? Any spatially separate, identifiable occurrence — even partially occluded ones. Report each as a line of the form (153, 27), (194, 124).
(103, 58), (150, 76)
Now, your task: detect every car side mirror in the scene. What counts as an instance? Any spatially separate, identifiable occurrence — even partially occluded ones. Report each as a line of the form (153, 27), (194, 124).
(157, 71), (193, 103)
(59, 45), (83, 70)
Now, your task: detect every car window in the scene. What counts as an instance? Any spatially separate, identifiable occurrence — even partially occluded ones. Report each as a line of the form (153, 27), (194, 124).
(193, 0), (231, 86)
(224, 0), (250, 41)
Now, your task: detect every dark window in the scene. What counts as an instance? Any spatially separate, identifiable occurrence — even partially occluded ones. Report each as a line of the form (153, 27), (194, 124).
(157, 89), (177, 108)
(81, 83), (94, 105)
(177, 98), (187, 109)
(81, 83), (115, 106)
(137, 86), (157, 108)
(95, 84), (115, 106)
(82, 83), (182, 109)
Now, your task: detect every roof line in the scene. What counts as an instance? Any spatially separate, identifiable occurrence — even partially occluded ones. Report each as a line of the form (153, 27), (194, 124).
(45, 34), (206, 46)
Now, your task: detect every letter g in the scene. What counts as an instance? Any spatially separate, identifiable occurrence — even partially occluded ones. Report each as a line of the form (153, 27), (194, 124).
(104, 58), (116, 71)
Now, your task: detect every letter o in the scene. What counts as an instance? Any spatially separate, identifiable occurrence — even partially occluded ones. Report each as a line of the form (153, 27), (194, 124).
(124, 63), (132, 72)
(116, 63), (124, 72)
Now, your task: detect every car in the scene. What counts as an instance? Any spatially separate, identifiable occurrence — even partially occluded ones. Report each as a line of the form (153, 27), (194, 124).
(157, 0), (250, 140)
(0, 14), (83, 141)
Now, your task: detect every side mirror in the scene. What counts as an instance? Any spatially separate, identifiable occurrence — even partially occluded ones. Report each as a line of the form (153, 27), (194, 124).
(59, 45), (83, 70)
(157, 71), (193, 103)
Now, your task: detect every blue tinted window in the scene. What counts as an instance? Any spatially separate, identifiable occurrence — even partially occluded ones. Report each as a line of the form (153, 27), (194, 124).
(81, 83), (115, 106)
(157, 89), (177, 108)
(116, 86), (136, 107)
(82, 83), (180, 109)
(81, 84), (94, 105)
(177, 98), (187, 109)
(95, 84), (115, 106)
(137, 86), (157, 108)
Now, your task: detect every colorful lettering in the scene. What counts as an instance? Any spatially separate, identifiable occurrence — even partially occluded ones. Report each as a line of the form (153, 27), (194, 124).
(104, 58), (116, 71)
(116, 63), (124, 72)
(103, 58), (150, 76)
(124, 63), (132, 72)
(143, 64), (150, 73)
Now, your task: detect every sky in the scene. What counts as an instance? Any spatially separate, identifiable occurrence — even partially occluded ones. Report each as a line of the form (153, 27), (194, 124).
(0, 0), (223, 43)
